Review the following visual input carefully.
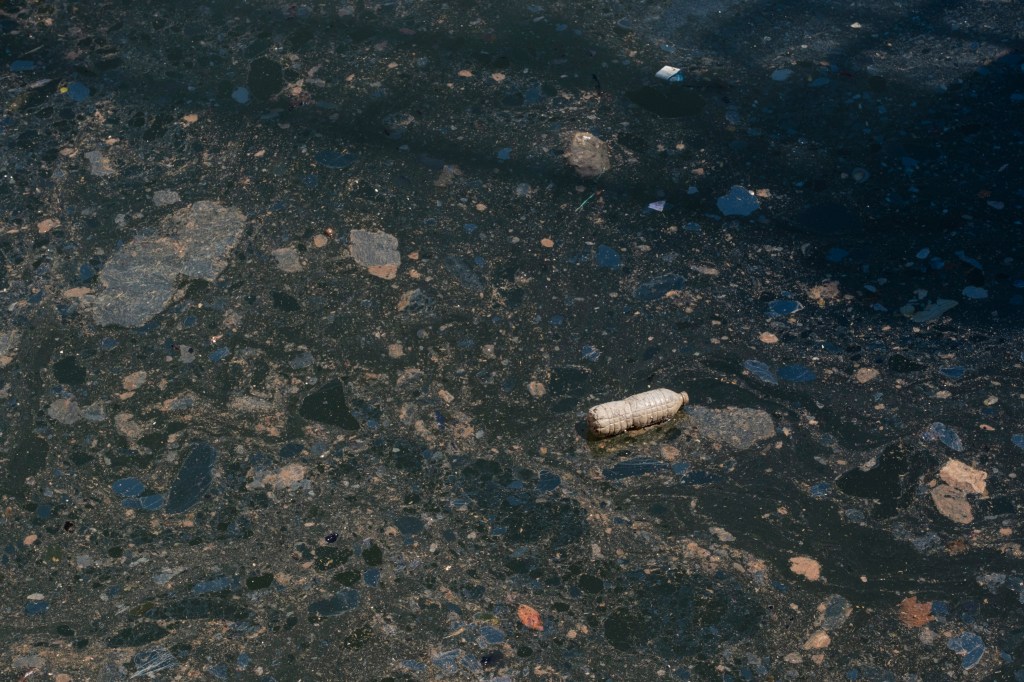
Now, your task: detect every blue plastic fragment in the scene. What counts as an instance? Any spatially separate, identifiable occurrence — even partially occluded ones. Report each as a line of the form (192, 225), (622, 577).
(1012, 434), (1024, 450)
(809, 482), (832, 498)
(581, 345), (601, 362)
(826, 247), (849, 263)
(496, 147), (512, 160)
(165, 442), (217, 513)
(122, 494), (164, 511)
(112, 477), (145, 497)
(432, 649), (461, 673)
(132, 648), (178, 677)
(315, 151), (357, 169)
(947, 632), (985, 670)
(596, 245), (622, 268)
(962, 286), (988, 299)
(744, 359), (778, 385)
(634, 273), (686, 300)
(10, 60), (36, 72)
(921, 422), (964, 451)
(767, 299), (803, 317)
(939, 366), (965, 379)
(479, 625), (506, 644)
(67, 82), (90, 102)
(537, 470), (561, 492)
(138, 493), (165, 509)
(955, 250), (984, 271)
(717, 185), (759, 216)
(231, 86), (250, 104)
(777, 364), (816, 382)
(209, 347), (230, 362)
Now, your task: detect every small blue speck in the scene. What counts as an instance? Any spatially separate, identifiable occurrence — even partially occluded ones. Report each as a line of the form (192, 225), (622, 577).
(67, 82), (90, 102)
(112, 477), (145, 497)
(596, 245), (622, 269)
(777, 364), (816, 382)
(768, 300), (803, 317)
(826, 247), (849, 263)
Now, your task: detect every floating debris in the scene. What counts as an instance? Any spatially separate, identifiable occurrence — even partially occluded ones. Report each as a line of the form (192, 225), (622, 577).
(687, 406), (775, 450)
(517, 604), (544, 631)
(717, 185), (760, 216)
(777, 364), (816, 383)
(587, 388), (688, 437)
(947, 632), (985, 670)
(565, 131), (611, 178)
(767, 299), (803, 317)
(91, 201), (247, 327)
(349, 229), (400, 279)
(921, 422), (964, 451)
(744, 359), (779, 385)
(655, 65), (684, 82)
(634, 273), (686, 300)
(789, 556), (822, 581)
(165, 442), (217, 514)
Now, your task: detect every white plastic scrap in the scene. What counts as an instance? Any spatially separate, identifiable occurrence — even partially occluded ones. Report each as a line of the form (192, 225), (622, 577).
(655, 65), (684, 82)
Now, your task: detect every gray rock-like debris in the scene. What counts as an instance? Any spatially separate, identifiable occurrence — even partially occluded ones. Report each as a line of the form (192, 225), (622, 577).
(151, 189), (181, 206)
(0, 329), (20, 355)
(47, 397), (81, 425)
(349, 229), (400, 279)
(565, 131), (611, 178)
(91, 201), (246, 327)
(687, 405), (775, 450)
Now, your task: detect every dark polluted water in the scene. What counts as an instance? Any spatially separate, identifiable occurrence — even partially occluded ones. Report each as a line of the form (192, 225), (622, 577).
(1, 0), (1023, 679)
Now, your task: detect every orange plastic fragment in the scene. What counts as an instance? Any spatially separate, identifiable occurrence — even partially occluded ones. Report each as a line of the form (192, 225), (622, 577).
(517, 604), (543, 631)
